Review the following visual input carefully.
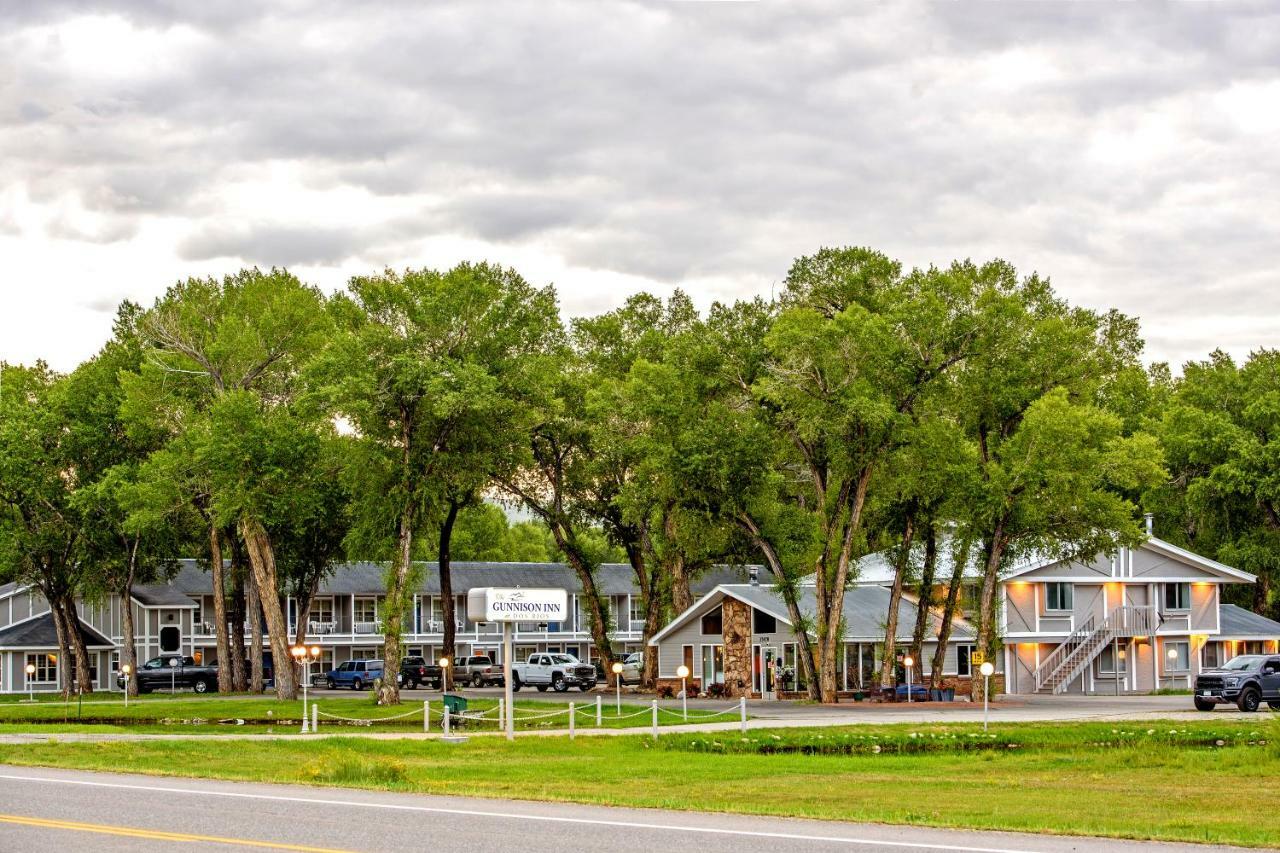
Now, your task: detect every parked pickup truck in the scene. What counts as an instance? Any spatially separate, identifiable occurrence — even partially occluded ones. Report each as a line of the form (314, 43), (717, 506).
(458, 655), (504, 688)
(1194, 654), (1280, 712)
(325, 659), (386, 691)
(398, 656), (442, 689)
(119, 655), (219, 694)
(511, 653), (597, 692)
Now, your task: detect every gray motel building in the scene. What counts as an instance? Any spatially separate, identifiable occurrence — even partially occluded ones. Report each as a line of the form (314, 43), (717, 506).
(1, 532), (1278, 697)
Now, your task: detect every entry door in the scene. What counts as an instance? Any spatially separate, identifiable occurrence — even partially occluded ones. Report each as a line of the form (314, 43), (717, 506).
(755, 646), (778, 696)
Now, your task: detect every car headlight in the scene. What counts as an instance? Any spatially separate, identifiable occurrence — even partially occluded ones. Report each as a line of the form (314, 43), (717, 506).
(1224, 677), (1239, 687)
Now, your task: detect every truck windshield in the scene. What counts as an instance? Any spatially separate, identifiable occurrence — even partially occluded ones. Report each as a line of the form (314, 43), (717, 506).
(548, 655), (577, 664)
(1222, 656), (1261, 671)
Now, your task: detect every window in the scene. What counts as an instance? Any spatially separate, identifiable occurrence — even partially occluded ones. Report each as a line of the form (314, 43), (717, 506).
(700, 644), (724, 684)
(629, 597), (644, 627)
(1045, 583), (1073, 612)
(700, 606), (723, 635)
(26, 653), (57, 684)
(1163, 583), (1191, 611)
(957, 645), (973, 677)
(354, 597), (379, 623)
(682, 644), (694, 675)
(160, 626), (181, 652)
(1098, 644), (1127, 675)
(1202, 642), (1222, 669)
(311, 598), (334, 624)
(351, 648), (376, 660)
(1165, 641), (1190, 672)
(752, 609), (777, 634)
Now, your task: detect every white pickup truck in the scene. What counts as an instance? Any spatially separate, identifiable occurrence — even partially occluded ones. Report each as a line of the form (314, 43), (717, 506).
(511, 653), (598, 692)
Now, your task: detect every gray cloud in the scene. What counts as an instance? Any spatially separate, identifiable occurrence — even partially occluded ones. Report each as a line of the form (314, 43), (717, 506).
(1, 0), (1279, 369)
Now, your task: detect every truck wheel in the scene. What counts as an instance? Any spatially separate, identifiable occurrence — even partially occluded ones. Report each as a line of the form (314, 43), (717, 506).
(472, 674), (484, 688)
(1237, 687), (1261, 712)
(193, 678), (210, 694)
(432, 679), (442, 690)
(578, 682), (593, 692)
(326, 678), (336, 690)
(552, 673), (568, 693)
(1193, 697), (1215, 711)
(511, 674), (522, 692)
(353, 678), (363, 692)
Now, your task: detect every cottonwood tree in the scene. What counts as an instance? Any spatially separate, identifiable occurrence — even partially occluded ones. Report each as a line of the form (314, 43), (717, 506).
(320, 262), (560, 703)
(124, 269), (331, 699)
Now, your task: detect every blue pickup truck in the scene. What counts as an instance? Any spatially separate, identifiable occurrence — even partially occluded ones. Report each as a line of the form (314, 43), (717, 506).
(325, 659), (386, 691)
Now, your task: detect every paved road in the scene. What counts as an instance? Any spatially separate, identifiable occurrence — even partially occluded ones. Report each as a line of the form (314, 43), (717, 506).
(0, 765), (1268, 853)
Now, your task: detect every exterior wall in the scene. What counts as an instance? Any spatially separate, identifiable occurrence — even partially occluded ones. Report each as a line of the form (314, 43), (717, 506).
(1005, 584), (1035, 633)
(721, 597), (752, 697)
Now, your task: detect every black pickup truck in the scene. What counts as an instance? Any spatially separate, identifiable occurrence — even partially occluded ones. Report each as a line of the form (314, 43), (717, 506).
(120, 655), (220, 694)
(398, 656), (443, 689)
(1194, 654), (1280, 712)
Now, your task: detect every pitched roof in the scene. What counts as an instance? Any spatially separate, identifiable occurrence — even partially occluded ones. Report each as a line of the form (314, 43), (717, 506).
(1218, 604), (1280, 639)
(999, 536), (1255, 584)
(167, 559), (749, 598)
(0, 612), (114, 650)
(650, 582), (975, 645)
(131, 583), (199, 607)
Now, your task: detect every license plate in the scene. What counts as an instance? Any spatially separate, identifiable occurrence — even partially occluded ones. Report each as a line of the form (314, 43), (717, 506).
(1200, 690), (1212, 696)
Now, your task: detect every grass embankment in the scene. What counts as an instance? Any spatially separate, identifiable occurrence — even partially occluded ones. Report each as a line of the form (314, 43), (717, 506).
(0, 693), (688, 734)
(0, 719), (1277, 846)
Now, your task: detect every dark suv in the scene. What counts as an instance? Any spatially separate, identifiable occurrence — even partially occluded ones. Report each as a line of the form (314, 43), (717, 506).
(399, 656), (442, 690)
(1194, 655), (1280, 712)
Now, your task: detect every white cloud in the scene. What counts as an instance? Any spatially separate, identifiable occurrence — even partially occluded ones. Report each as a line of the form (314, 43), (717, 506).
(1, 0), (1278, 371)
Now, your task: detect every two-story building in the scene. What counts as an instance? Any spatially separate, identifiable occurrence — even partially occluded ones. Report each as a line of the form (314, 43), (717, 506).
(0, 561), (746, 694)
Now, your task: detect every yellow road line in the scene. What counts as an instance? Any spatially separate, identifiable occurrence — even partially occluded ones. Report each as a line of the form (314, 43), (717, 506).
(0, 813), (357, 852)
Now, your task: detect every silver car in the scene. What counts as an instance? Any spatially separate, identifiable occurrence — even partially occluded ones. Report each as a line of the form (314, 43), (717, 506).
(620, 651), (643, 685)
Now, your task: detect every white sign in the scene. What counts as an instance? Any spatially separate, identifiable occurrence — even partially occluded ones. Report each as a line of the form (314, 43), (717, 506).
(466, 587), (568, 623)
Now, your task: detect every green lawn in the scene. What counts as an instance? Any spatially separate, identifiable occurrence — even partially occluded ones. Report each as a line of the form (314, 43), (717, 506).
(0, 719), (1276, 846)
(0, 692), (712, 734)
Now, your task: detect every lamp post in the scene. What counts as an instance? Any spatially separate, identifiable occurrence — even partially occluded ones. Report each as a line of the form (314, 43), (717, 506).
(291, 646), (307, 732)
(676, 664), (690, 720)
(980, 661), (995, 731)
(121, 663), (133, 709)
(168, 657), (179, 694)
(903, 655), (914, 704)
(611, 661), (624, 715)
(439, 657), (451, 693)
(24, 663), (35, 702)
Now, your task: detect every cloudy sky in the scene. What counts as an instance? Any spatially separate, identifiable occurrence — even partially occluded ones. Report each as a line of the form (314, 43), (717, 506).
(2, 1), (1278, 371)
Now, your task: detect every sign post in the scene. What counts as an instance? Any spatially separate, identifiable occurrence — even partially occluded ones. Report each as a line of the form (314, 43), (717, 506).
(467, 587), (568, 742)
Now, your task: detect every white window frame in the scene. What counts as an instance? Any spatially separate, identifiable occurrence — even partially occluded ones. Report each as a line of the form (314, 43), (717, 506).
(1045, 582), (1073, 613)
(1097, 644), (1127, 675)
(26, 653), (57, 684)
(1165, 640), (1190, 673)
(1163, 583), (1191, 612)
(956, 644), (974, 677)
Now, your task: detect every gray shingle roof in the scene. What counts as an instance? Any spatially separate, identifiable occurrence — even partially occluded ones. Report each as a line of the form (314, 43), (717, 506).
(0, 612), (114, 649)
(131, 583), (200, 607)
(167, 559), (749, 598)
(1219, 603), (1280, 639)
(705, 583), (975, 642)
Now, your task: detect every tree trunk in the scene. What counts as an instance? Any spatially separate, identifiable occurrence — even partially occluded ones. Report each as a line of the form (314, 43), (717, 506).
(57, 593), (94, 694)
(229, 556), (247, 693)
(738, 513), (819, 700)
(664, 510), (693, 615)
(118, 550), (140, 698)
(439, 498), (460, 691)
(974, 520), (1009, 699)
(47, 590), (73, 699)
(208, 524), (233, 693)
(817, 467), (874, 703)
(910, 520), (938, 663)
(553, 526), (616, 675)
(929, 536), (972, 691)
(294, 568), (323, 646)
(626, 539), (662, 690)
(378, 501), (414, 705)
(879, 514), (915, 688)
(240, 517), (298, 700)
(247, 568), (264, 694)
(1254, 573), (1272, 618)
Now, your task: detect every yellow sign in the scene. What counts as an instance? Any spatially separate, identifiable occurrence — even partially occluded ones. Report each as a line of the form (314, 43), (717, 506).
(971, 652), (986, 666)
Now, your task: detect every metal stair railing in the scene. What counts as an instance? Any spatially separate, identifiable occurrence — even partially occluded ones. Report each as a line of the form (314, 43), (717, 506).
(1033, 615), (1097, 693)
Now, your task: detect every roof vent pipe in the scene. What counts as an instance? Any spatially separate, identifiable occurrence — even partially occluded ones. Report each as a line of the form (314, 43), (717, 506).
(749, 566), (759, 586)
(1144, 513), (1154, 536)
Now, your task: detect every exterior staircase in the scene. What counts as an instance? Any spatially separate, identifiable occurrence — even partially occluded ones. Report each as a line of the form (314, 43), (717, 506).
(1033, 605), (1157, 694)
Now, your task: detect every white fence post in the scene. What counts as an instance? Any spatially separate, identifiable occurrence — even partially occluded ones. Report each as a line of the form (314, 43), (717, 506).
(423, 700), (429, 733)
(569, 701), (575, 740)
(595, 694), (602, 727)
(444, 706), (451, 737)
(651, 699), (658, 741)
(312, 702), (318, 733)
(739, 696), (747, 733)
(498, 698), (505, 732)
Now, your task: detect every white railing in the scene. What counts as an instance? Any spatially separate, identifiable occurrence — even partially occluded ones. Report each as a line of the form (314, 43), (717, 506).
(1108, 605), (1157, 636)
(353, 620), (382, 635)
(1033, 615), (1097, 692)
(1033, 605), (1158, 694)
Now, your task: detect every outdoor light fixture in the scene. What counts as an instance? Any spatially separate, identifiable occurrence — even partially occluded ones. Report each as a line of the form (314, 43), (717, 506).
(611, 661), (624, 715)
(121, 662), (133, 708)
(979, 660), (995, 731)
(676, 664), (690, 720)
(24, 663), (35, 703)
(903, 655), (914, 704)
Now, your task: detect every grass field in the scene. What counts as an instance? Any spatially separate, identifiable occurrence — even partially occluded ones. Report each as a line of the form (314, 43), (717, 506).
(0, 692), (705, 734)
(0, 719), (1277, 846)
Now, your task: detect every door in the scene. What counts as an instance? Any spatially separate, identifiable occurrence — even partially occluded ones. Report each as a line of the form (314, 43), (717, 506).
(753, 646), (778, 697)
(1262, 658), (1280, 699)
